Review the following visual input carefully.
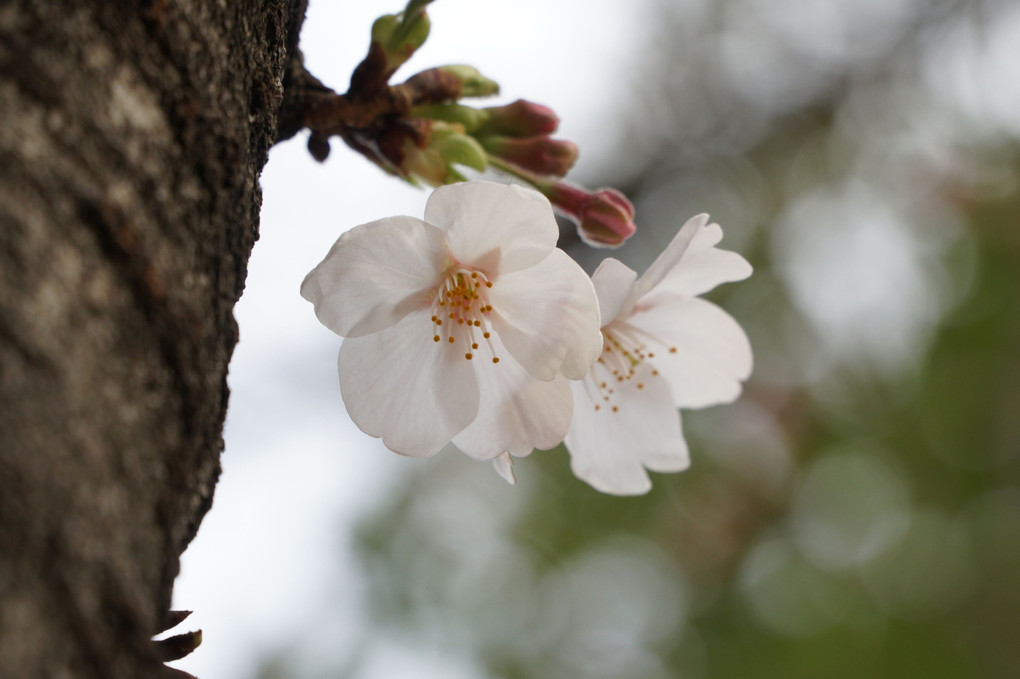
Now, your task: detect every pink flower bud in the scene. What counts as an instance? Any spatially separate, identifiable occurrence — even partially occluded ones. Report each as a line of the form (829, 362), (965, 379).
(546, 183), (637, 247)
(481, 135), (578, 178)
(479, 99), (560, 137)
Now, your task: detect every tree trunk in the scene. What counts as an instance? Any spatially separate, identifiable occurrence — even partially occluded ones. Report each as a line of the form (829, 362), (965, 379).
(0, 2), (304, 676)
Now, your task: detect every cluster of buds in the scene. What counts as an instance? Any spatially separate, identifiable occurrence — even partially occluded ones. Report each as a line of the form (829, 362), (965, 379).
(408, 99), (576, 180)
(406, 99), (635, 246)
(291, 0), (637, 247)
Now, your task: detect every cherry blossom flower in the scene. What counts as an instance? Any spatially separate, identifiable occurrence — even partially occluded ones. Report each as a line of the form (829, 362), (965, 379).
(301, 181), (603, 463)
(564, 214), (753, 495)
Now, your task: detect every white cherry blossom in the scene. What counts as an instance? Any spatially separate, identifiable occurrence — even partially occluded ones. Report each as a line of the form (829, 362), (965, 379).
(301, 181), (603, 462)
(565, 214), (753, 495)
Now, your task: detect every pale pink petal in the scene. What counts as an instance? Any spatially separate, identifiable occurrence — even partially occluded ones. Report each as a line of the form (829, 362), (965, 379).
(339, 309), (479, 457)
(590, 258), (638, 325)
(621, 214), (708, 313)
(488, 248), (602, 381)
(424, 181), (558, 275)
(301, 216), (447, 338)
(565, 363), (688, 496)
(626, 298), (752, 409)
(492, 453), (516, 485)
(452, 332), (573, 459)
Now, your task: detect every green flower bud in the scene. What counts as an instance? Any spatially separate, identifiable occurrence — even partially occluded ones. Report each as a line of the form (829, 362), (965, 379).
(431, 125), (489, 172)
(399, 122), (488, 186)
(410, 103), (489, 132)
(370, 1), (432, 75)
(438, 65), (500, 98)
(370, 14), (400, 46)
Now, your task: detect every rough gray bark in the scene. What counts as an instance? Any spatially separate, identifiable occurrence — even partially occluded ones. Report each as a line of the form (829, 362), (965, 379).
(0, 2), (304, 676)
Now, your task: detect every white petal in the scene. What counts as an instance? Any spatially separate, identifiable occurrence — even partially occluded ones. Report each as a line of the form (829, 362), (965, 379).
(452, 332), (573, 459)
(626, 298), (752, 409)
(565, 363), (689, 496)
(622, 214), (708, 313)
(688, 220), (725, 251)
(488, 248), (602, 381)
(339, 309), (479, 457)
(590, 258), (639, 324)
(492, 453), (517, 485)
(650, 223), (752, 298)
(424, 181), (558, 275)
(301, 216), (447, 338)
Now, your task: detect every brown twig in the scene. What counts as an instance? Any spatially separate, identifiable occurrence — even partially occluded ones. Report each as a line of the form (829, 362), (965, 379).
(275, 42), (465, 171)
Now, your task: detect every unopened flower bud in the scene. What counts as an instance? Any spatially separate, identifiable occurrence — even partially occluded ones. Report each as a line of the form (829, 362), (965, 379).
(438, 65), (499, 98)
(400, 122), (488, 186)
(410, 103), (488, 132)
(371, 0), (433, 75)
(480, 135), (578, 178)
(545, 183), (637, 247)
(432, 125), (488, 172)
(478, 99), (560, 137)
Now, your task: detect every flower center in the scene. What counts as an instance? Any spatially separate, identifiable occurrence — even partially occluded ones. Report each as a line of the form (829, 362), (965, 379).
(429, 267), (501, 364)
(584, 322), (676, 412)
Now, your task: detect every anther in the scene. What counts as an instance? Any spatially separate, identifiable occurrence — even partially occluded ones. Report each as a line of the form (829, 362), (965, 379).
(448, 337), (455, 343)
(465, 353), (473, 360)
(483, 332), (491, 339)
(433, 335), (440, 342)
(612, 406), (619, 412)
(669, 347), (677, 353)
(492, 357), (500, 364)
(472, 343), (479, 350)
